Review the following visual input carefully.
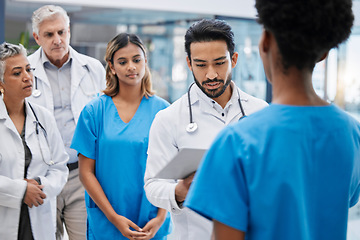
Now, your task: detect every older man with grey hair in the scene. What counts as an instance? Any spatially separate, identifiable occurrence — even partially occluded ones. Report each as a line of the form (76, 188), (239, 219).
(27, 5), (106, 240)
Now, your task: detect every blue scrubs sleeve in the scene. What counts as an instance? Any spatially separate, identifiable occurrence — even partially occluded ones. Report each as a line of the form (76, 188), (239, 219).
(350, 180), (360, 207)
(185, 126), (249, 232)
(71, 105), (97, 160)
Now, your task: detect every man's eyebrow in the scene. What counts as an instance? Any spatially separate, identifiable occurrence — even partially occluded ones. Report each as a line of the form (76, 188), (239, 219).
(44, 29), (65, 34)
(193, 56), (227, 63)
(193, 59), (206, 63)
(213, 56), (227, 61)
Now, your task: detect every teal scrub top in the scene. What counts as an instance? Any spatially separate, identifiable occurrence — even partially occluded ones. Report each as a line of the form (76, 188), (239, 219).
(71, 94), (171, 240)
(186, 104), (360, 240)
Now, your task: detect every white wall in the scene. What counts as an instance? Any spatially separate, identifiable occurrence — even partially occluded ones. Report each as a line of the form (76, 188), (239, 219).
(11, 0), (258, 18)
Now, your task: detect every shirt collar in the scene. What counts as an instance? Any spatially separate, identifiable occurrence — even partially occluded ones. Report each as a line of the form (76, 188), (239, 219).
(226, 81), (240, 109)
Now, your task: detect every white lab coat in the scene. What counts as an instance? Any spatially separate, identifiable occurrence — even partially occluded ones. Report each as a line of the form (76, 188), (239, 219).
(27, 46), (106, 123)
(0, 98), (69, 240)
(144, 82), (268, 240)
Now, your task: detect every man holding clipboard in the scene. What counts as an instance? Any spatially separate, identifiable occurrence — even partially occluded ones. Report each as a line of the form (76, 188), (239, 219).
(144, 19), (268, 240)
(154, 148), (207, 180)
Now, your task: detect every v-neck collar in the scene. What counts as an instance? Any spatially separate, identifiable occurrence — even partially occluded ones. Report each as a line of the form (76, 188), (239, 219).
(109, 95), (145, 124)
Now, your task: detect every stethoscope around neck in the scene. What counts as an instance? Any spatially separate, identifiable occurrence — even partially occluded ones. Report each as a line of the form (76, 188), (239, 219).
(31, 65), (99, 98)
(186, 82), (246, 133)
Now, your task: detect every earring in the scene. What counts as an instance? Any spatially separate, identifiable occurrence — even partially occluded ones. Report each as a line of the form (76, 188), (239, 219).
(0, 88), (4, 95)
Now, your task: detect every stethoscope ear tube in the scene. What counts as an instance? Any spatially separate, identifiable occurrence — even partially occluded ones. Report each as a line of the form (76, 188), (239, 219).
(186, 82), (246, 133)
(238, 97), (246, 118)
(186, 83), (197, 133)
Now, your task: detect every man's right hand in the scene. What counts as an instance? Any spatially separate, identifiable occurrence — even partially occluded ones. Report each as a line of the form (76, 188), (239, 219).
(175, 172), (195, 204)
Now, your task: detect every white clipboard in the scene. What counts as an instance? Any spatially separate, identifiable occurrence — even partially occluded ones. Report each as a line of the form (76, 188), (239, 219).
(154, 148), (207, 179)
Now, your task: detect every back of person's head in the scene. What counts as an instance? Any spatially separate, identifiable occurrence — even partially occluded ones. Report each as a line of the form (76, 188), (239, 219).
(32, 5), (70, 35)
(255, 0), (354, 70)
(185, 19), (235, 61)
(0, 42), (27, 84)
(103, 33), (153, 97)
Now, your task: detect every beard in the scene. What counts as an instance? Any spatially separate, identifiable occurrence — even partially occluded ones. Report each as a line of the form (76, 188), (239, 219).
(193, 73), (232, 99)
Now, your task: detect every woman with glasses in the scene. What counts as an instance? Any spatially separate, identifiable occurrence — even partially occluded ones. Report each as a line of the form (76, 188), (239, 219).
(0, 42), (69, 240)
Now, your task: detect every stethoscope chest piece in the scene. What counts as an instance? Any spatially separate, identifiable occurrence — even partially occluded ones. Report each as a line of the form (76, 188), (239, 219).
(186, 122), (198, 133)
(32, 89), (41, 97)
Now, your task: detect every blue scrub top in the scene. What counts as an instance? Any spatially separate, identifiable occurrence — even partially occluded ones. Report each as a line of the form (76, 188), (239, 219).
(71, 94), (171, 240)
(185, 104), (360, 240)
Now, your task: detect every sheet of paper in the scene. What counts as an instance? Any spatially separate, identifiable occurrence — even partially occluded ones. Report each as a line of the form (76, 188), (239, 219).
(154, 148), (207, 179)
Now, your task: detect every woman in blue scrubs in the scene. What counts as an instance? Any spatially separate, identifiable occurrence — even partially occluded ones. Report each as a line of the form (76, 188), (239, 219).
(71, 33), (171, 240)
(185, 1), (359, 240)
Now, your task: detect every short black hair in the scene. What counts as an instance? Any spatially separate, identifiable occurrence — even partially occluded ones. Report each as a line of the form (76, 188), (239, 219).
(185, 19), (235, 61)
(255, 0), (354, 70)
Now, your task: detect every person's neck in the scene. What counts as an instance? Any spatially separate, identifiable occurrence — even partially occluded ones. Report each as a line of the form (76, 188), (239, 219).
(271, 67), (328, 106)
(211, 84), (232, 109)
(4, 96), (25, 117)
(113, 84), (143, 103)
(49, 52), (69, 69)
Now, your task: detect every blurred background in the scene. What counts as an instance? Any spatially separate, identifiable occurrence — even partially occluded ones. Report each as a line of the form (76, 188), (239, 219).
(0, 0), (359, 239)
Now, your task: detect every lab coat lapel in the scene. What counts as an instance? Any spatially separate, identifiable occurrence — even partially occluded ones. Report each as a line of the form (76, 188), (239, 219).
(70, 47), (87, 101)
(31, 48), (51, 89)
(29, 48), (54, 113)
(0, 98), (24, 137)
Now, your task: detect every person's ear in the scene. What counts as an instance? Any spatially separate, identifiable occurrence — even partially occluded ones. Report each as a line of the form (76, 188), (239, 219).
(259, 29), (271, 55)
(33, 32), (41, 46)
(186, 56), (192, 71)
(231, 52), (239, 68)
(108, 61), (116, 75)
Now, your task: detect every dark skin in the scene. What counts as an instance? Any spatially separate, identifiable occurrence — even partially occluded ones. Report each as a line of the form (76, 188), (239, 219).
(213, 29), (329, 240)
(259, 30), (329, 107)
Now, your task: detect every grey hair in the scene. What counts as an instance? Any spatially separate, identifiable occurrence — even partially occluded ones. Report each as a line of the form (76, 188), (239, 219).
(0, 42), (28, 83)
(32, 5), (70, 35)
